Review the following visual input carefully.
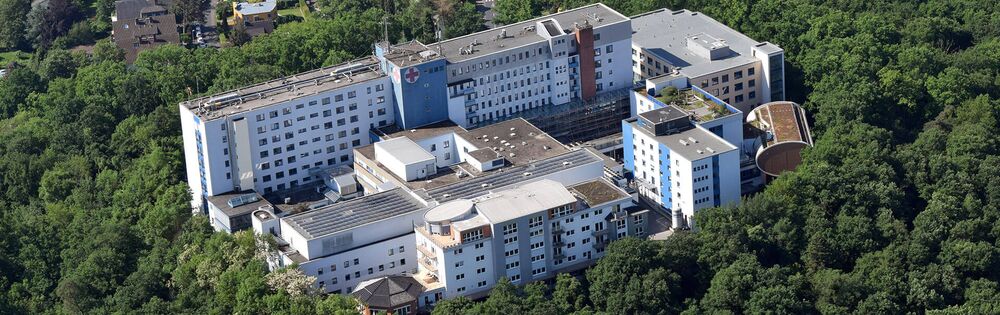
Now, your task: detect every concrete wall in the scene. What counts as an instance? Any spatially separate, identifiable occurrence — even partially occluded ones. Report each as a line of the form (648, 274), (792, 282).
(300, 233), (417, 294)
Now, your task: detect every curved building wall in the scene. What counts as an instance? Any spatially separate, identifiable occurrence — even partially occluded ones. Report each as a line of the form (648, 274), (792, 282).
(746, 101), (813, 177)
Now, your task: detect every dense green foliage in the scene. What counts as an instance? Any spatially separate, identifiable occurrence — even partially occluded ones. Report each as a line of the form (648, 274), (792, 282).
(0, 3), (482, 311)
(1, 0), (998, 313)
(445, 0), (1000, 314)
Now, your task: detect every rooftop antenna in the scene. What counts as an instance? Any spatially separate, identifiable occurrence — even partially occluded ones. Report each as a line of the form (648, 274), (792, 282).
(381, 15), (391, 53)
(381, 0), (391, 53)
(433, 14), (445, 56)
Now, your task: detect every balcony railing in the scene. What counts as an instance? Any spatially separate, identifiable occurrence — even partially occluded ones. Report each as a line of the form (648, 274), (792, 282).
(416, 244), (437, 259)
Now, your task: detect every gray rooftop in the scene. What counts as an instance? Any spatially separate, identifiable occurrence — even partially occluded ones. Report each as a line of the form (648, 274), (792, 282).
(630, 119), (737, 161)
(631, 9), (779, 78)
(180, 57), (385, 120)
(352, 276), (424, 309)
(456, 118), (568, 165)
(639, 105), (688, 123)
(427, 148), (602, 202)
(411, 3), (628, 63)
(375, 120), (464, 141)
(207, 190), (273, 218)
(234, 0), (276, 15)
(282, 188), (425, 240)
(375, 137), (436, 165)
(475, 180), (577, 223)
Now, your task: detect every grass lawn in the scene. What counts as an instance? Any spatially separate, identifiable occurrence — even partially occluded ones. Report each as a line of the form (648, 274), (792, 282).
(0, 51), (30, 66)
(278, 3), (311, 20)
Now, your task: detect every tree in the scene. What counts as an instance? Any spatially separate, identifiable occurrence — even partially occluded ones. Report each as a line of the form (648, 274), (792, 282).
(0, 67), (44, 118)
(431, 296), (474, 315)
(493, 0), (539, 26)
(445, 1), (484, 39)
(26, 0), (82, 48)
(172, 0), (209, 32)
(552, 273), (589, 313)
(0, 0), (30, 50)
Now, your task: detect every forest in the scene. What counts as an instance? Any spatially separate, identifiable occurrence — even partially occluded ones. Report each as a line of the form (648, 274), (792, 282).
(0, 0), (999, 314)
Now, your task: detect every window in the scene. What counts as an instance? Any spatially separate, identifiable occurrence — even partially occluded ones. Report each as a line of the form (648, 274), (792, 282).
(455, 274), (465, 280)
(528, 216), (543, 228)
(503, 223), (517, 235)
(747, 68), (755, 76)
(606, 44), (613, 53)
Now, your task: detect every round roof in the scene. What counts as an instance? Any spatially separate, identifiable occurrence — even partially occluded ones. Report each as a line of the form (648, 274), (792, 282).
(424, 199), (474, 223)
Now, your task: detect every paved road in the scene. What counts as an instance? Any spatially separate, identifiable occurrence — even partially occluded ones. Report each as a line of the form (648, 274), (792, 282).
(200, 0), (222, 48)
(476, 0), (495, 28)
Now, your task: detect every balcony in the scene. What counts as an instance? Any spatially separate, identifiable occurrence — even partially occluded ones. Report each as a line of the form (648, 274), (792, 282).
(416, 244), (437, 259)
(593, 240), (608, 250)
(553, 252), (566, 260)
(569, 61), (579, 68)
(465, 98), (477, 106)
(418, 256), (438, 274)
(551, 225), (565, 234)
(451, 86), (475, 98)
(591, 228), (610, 238)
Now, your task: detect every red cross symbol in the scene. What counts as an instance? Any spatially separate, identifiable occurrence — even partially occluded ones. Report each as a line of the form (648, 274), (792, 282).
(404, 67), (420, 84)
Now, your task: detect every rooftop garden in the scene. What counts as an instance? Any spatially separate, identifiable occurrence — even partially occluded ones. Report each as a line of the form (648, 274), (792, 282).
(653, 87), (733, 121)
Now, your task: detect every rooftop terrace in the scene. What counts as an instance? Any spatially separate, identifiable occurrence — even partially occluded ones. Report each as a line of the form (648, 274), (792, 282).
(568, 179), (629, 208)
(638, 86), (737, 122)
(748, 101), (812, 147)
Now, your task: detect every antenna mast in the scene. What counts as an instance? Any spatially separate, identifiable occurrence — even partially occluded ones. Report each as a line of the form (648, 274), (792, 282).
(381, 0), (391, 53)
(434, 14), (444, 56)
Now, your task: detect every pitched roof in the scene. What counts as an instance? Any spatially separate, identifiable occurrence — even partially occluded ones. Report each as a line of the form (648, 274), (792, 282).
(352, 276), (424, 309)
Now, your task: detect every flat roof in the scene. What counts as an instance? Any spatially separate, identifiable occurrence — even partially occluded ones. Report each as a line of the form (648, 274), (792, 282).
(355, 118), (573, 193)
(282, 188), (425, 240)
(180, 57), (386, 121)
(568, 179), (629, 207)
(375, 137), (435, 165)
(645, 88), (739, 122)
(416, 3), (628, 63)
(630, 119), (737, 161)
(631, 9), (777, 78)
(235, 0), (276, 15)
(455, 118), (568, 165)
(639, 105), (688, 123)
(467, 148), (500, 162)
(427, 149), (601, 202)
(375, 120), (464, 141)
(207, 190), (273, 218)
